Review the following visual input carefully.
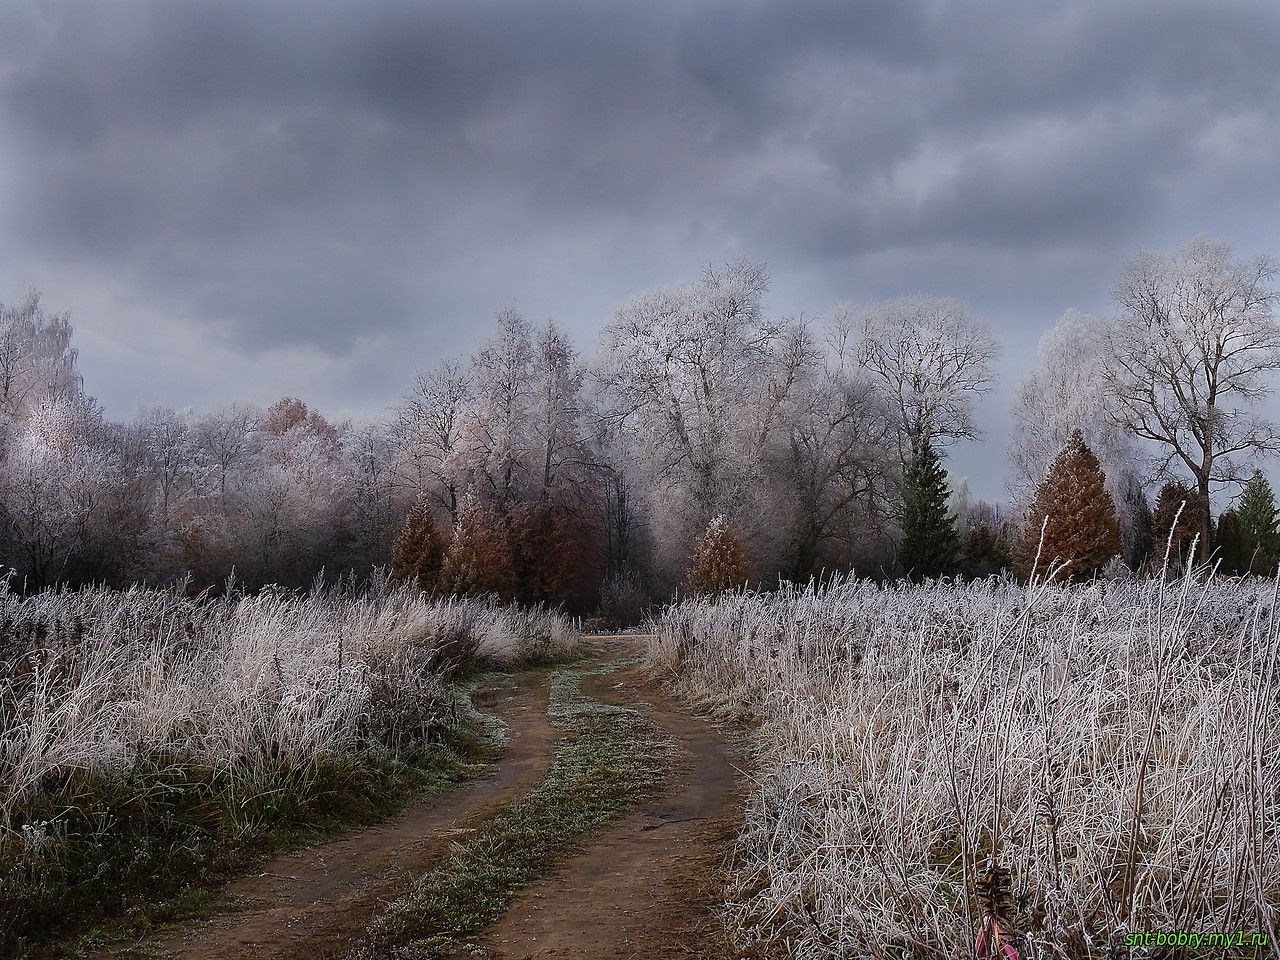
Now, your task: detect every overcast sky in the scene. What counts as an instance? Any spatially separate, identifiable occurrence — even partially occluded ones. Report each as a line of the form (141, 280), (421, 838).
(1, 0), (1278, 499)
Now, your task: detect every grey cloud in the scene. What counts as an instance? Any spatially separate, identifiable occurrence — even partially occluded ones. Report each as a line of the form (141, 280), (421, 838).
(2, 0), (1279, 497)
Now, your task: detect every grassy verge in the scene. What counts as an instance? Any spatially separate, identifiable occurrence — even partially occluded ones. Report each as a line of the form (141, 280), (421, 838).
(6, 692), (507, 960)
(354, 665), (670, 959)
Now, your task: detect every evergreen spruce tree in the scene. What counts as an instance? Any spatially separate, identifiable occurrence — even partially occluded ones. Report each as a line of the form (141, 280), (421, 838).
(389, 498), (446, 593)
(958, 523), (1013, 580)
(1152, 480), (1205, 569)
(1020, 430), (1121, 581)
(687, 515), (749, 596)
(1122, 475), (1154, 572)
(1237, 469), (1280, 575)
(1215, 509), (1244, 576)
(898, 438), (958, 582)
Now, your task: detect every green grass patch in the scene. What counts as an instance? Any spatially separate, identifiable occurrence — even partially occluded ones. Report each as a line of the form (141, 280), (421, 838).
(4, 694), (507, 960)
(354, 667), (669, 959)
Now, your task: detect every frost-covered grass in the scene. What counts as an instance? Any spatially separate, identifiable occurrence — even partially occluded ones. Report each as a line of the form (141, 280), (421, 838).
(0, 576), (579, 955)
(653, 572), (1280, 959)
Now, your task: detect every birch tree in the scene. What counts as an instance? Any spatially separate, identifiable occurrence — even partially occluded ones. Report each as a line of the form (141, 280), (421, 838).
(464, 306), (534, 510)
(530, 320), (587, 495)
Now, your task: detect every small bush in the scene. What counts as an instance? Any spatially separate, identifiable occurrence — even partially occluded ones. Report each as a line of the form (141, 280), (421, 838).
(686, 516), (749, 596)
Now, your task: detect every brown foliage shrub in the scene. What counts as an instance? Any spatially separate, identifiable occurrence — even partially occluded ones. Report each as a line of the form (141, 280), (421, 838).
(687, 515), (750, 596)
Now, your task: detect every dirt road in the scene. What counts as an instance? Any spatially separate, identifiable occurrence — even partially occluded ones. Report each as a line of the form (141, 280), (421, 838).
(477, 640), (745, 959)
(101, 637), (744, 960)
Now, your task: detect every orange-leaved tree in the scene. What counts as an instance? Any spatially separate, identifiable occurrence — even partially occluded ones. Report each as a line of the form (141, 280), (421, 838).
(1020, 429), (1121, 581)
(442, 493), (513, 599)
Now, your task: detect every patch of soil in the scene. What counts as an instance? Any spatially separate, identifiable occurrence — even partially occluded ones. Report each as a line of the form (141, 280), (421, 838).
(103, 669), (560, 960)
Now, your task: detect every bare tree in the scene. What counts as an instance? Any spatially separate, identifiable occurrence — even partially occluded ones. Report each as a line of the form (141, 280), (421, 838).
(197, 404), (260, 500)
(598, 259), (791, 515)
(465, 306), (535, 510)
(1103, 237), (1280, 541)
(768, 352), (894, 579)
(138, 406), (206, 519)
(840, 294), (998, 462)
(395, 361), (470, 522)
(0, 291), (81, 427)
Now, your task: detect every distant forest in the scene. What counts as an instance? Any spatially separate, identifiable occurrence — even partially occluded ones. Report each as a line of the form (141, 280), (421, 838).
(1, 236), (1277, 611)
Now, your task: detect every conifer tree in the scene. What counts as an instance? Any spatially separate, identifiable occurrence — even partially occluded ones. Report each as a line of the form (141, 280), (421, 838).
(1122, 476), (1154, 571)
(1215, 509), (1244, 576)
(898, 438), (958, 581)
(1151, 480), (1204, 568)
(958, 523), (1013, 580)
(687, 515), (749, 596)
(1020, 430), (1121, 581)
(389, 498), (446, 593)
(441, 493), (513, 599)
(1237, 469), (1280, 575)
(510, 498), (598, 611)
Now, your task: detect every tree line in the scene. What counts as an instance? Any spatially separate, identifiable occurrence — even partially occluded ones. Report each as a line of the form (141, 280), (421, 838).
(1, 235), (1277, 612)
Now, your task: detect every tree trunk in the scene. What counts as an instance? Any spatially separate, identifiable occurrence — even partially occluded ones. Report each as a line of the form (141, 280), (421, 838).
(1196, 473), (1214, 558)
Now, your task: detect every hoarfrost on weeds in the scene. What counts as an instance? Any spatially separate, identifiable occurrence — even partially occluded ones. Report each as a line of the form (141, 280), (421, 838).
(654, 571), (1280, 958)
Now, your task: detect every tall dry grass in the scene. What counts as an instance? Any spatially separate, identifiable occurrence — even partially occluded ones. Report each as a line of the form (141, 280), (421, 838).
(0, 574), (578, 951)
(653, 570), (1280, 958)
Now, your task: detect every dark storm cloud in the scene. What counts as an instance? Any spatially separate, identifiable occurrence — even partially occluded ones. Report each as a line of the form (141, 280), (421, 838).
(1, 0), (1279, 494)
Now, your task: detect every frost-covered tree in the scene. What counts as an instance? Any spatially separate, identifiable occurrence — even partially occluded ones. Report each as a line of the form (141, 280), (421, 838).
(1009, 310), (1141, 533)
(138, 406), (206, 519)
(197, 404), (259, 501)
(343, 420), (400, 573)
(0, 397), (122, 585)
(0, 291), (81, 427)
(765, 326), (894, 580)
(531, 320), (587, 495)
(465, 307), (535, 510)
(396, 361), (470, 523)
(598, 259), (807, 580)
(1020, 430), (1121, 581)
(234, 397), (348, 587)
(1104, 237), (1280, 543)
(839, 294), (998, 463)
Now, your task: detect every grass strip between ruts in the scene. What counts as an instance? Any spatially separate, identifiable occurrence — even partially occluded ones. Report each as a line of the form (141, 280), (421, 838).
(354, 665), (670, 959)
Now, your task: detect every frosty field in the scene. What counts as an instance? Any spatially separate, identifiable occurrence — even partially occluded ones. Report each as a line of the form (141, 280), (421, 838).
(652, 573), (1280, 958)
(0, 578), (578, 952)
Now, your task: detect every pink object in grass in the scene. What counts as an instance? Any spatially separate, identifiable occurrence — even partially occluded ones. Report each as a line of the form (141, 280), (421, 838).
(975, 916), (1020, 960)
